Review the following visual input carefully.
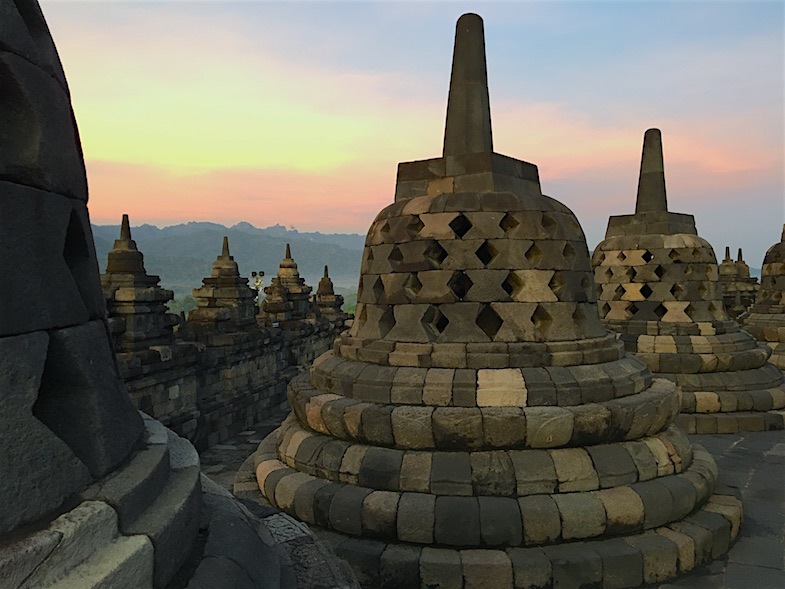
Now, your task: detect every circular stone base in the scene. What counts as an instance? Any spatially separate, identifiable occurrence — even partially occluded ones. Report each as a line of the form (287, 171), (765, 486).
(676, 411), (785, 434)
(316, 493), (741, 589)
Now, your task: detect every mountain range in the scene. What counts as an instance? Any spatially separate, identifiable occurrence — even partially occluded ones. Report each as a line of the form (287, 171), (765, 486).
(91, 222), (365, 298)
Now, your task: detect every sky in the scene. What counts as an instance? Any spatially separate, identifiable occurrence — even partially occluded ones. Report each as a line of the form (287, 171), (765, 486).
(40, 0), (784, 264)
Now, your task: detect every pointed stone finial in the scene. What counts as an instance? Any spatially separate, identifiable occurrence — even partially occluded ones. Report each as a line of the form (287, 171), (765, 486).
(724, 246), (731, 261)
(285, 243), (292, 259)
(221, 236), (230, 258)
(442, 13), (493, 157)
(737, 248), (743, 262)
(120, 214), (132, 240)
(635, 128), (668, 214)
(324, 265), (329, 278)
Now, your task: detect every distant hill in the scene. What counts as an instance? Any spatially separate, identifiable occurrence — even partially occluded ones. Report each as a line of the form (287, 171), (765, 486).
(92, 222), (364, 298)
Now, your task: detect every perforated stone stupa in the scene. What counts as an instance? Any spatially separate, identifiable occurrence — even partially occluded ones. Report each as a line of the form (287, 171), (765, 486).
(592, 129), (785, 433)
(718, 247), (758, 319)
(742, 225), (785, 369)
(317, 265), (348, 328)
(250, 15), (741, 588)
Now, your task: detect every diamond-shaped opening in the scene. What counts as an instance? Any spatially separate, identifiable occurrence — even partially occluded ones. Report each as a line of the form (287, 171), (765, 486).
(628, 302), (639, 316)
(424, 242), (448, 268)
(670, 283), (684, 298)
(640, 284), (653, 298)
(404, 273), (422, 300)
(562, 243), (577, 265)
(379, 306), (396, 338)
(698, 283), (708, 298)
(642, 250), (654, 263)
(449, 214), (473, 238)
(379, 221), (390, 242)
(372, 276), (385, 302)
(654, 303), (668, 320)
(572, 305), (588, 332)
(614, 284), (626, 300)
(617, 251), (627, 262)
(388, 246), (403, 269)
(541, 213), (558, 236)
(422, 305), (449, 340)
(476, 304), (503, 340)
(548, 272), (566, 299)
(502, 271), (523, 298)
(406, 215), (425, 238)
(356, 304), (368, 329)
(524, 242), (542, 265)
(596, 252), (606, 265)
(579, 275), (592, 301)
(499, 213), (519, 234)
(692, 248), (701, 259)
(366, 248), (375, 262)
(448, 271), (473, 301)
(668, 249), (679, 262)
(685, 303), (696, 319)
(531, 304), (552, 337)
(475, 241), (498, 267)
(602, 267), (613, 282)
(600, 302), (611, 317)
(684, 265), (693, 276)
(654, 265), (665, 279)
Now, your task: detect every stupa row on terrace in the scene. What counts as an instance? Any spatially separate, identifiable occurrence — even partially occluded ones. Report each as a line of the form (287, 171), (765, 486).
(592, 129), (785, 434)
(245, 14), (743, 589)
(718, 247), (758, 319)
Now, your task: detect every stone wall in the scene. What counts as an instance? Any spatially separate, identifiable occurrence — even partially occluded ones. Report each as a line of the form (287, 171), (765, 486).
(116, 321), (337, 451)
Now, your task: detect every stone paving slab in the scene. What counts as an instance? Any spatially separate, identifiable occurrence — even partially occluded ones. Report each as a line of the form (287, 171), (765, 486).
(206, 410), (784, 588)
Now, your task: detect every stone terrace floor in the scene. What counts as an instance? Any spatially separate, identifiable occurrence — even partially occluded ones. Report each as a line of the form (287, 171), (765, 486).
(200, 416), (785, 589)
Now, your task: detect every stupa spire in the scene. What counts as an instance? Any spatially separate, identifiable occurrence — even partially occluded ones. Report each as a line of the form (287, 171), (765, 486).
(323, 265), (329, 278)
(724, 246), (731, 261)
(737, 248), (743, 262)
(221, 236), (230, 258)
(442, 13), (493, 157)
(635, 128), (668, 214)
(285, 243), (292, 259)
(120, 213), (132, 240)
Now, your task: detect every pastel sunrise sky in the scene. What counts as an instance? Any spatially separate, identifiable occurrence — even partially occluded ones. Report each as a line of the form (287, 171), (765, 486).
(41, 0), (784, 264)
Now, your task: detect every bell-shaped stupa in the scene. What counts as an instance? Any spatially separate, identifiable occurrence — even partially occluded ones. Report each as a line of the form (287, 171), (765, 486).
(718, 246), (758, 318)
(250, 15), (740, 588)
(592, 129), (785, 433)
(742, 225), (785, 368)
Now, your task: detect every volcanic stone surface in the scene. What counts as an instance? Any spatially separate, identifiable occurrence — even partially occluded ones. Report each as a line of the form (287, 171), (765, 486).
(743, 225), (785, 370)
(250, 14), (742, 588)
(592, 129), (785, 434)
(0, 0), (144, 535)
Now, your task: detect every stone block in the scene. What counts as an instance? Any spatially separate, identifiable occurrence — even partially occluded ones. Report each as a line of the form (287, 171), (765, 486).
(470, 451), (515, 495)
(506, 547), (551, 589)
(542, 543), (602, 588)
(592, 538), (644, 589)
(476, 368), (527, 406)
(482, 407), (526, 448)
(420, 547), (463, 589)
(380, 544), (421, 588)
(400, 452), (432, 492)
(519, 496), (560, 545)
(431, 452), (472, 495)
(435, 496), (481, 545)
(525, 407), (573, 448)
(553, 492), (606, 540)
(632, 480), (675, 529)
(358, 447), (403, 491)
(362, 490), (399, 538)
(478, 497), (522, 546)
(461, 549), (514, 589)
(433, 407), (483, 449)
(509, 449), (557, 495)
(391, 406), (435, 449)
(397, 492), (436, 543)
(550, 448), (599, 492)
(624, 532), (679, 584)
(329, 485), (373, 535)
(586, 444), (638, 488)
(598, 486), (645, 534)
